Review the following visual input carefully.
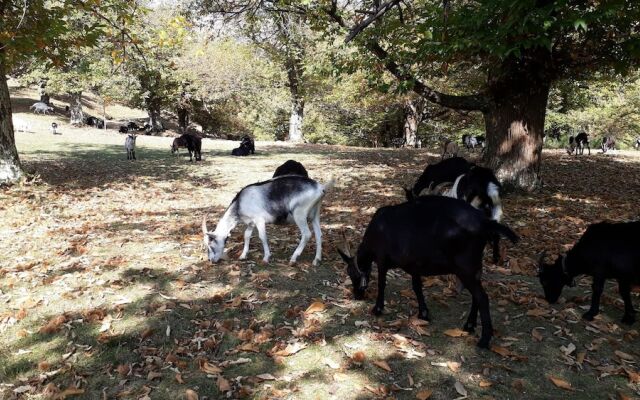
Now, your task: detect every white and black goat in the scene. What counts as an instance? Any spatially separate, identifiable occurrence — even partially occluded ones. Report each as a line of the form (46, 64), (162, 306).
(338, 196), (518, 348)
(273, 160), (309, 178)
(567, 131), (590, 155)
(538, 221), (640, 325)
(202, 176), (335, 266)
(601, 136), (616, 153)
(125, 134), (136, 160)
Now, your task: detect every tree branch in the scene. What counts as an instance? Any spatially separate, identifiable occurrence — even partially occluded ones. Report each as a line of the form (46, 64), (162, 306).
(325, 4), (488, 112)
(345, 0), (401, 43)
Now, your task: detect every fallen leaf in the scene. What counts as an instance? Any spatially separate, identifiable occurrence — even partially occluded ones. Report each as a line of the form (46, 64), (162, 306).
(147, 371), (162, 381)
(372, 360), (392, 372)
(38, 361), (50, 371)
(256, 373), (276, 381)
(479, 379), (493, 388)
(141, 328), (154, 340)
(415, 389), (433, 400)
(615, 350), (635, 361)
(548, 376), (574, 391)
(454, 381), (467, 397)
(199, 360), (222, 374)
(304, 301), (326, 314)
(216, 376), (231, 392)
(273, 342), (306, 357)
(55, 387), (85, 399)
(531, 328), (543, 342)
(560, 343), (576, 356)
(443, 328), (468, 338)
(185, 389), (198, 400)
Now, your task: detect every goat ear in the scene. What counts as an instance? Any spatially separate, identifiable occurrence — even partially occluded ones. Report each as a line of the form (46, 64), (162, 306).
(337, 249), (352, 264)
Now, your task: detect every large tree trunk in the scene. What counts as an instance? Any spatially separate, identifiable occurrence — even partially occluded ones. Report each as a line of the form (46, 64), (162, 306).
(403, 98), (423, 147)
(147, 105), (164, 134)
(0, 51), (23, 184)
(285, 52), (305, 143)
(483, 57), (551, 191)
(288, 97), (304, 143)
(69, 92), (84, 125)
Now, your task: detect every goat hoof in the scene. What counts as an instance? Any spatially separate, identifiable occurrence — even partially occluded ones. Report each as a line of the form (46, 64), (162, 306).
(312, 259), (320, 267)
(463, 323), (476, 334)
(371, 306), (383, 316)
(476, 337), (491, 349)
(621, 314), (636, 325)
(582, 312), (596, 321)
(417, 310), (430, 321)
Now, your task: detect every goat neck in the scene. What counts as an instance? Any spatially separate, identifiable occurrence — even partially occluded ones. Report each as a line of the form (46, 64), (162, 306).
(213, 201), (240, 239)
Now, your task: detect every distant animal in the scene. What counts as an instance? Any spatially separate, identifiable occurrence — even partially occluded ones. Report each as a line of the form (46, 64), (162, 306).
(12, 117), (31, 133)
(601, 136), (616, 153)
(202, 175), (335, 266)
(543, 126), (562, 143)
(462, 134), (478, 150)
(635, 137), (640, 150)
(441, 139), (459, 159)
(172, 134), (201, 161)
(567, 132), (590, 155)
(390, 137), (406, 148)
(127, 122), (140, 131)
(139, 123), (152, 133)
(538, 221), (640, 325)
(30, 102), (53, 114)
(119, 126), (129, 133)
(231, 136), (255, 156)
(125, 134), (136, 160)
(273, 160), (309, 178)
(50, 122), (58, 135)
(85, 116), (105, 129)
(474, 136), (486, 148)
(338, 196), (518, 348)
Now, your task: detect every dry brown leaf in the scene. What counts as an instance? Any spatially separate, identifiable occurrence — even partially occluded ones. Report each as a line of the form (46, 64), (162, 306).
(443, 328), (468, 338)
(447, 361), (461, 372)
(273, 341), (306, 357)
(38, 361), (50, 371)
(415, 389), (433, 400)
(55, 387), (85, 399)
(479, 379), (493, 388)
(526, 308), (550, 317)
(141, 328), (154, 340)
(531, 328), (543, 342)
(175, 373), (185, 384)
(147, 371), (162, 381)
(372, 360), (392, 372)
(185, 389), (198, 400)
(615, 350), (635, 361)
(217, 376), (231, 392)
(548, 376), (574, 391)
(199, 360), (222, 374)
(304, 301), (326, 314)
(256, 373), (276, 381)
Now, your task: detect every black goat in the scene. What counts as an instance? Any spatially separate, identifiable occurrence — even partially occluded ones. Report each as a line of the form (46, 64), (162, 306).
(172, 134), (201, 161)
(231, 136), (255, 156)
(127, 122), (140, 131)
(338, 196), (518, 348)
(119, 126), (129, 133)
(231, 146), (251, 156)
(475, 135), (486, 148)
(405, 157), (473, 201)
(538, 221), (640, 325)
(601, 136), (616, 153)
(273, 160), (309, 178)
(568, 132), (590, 155)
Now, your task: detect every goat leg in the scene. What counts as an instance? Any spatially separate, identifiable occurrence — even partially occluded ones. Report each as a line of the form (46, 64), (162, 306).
(290, 210), (312, 265)
(255, 220), (271, 264)
(618, 280), (636, 325)
(583, 277), (605, 321)
(411, 275), (430, 320)
(466, 279), (492, 348)
(239, 224), (254, 260)
(311, 206), (322, 266)
(372, 266), (388, 316)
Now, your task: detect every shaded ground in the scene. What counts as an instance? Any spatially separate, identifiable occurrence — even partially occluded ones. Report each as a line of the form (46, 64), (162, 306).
(1, 129), (640, 400)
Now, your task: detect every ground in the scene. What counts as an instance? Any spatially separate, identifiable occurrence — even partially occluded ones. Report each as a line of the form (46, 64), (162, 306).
(1, 89), (640, 400)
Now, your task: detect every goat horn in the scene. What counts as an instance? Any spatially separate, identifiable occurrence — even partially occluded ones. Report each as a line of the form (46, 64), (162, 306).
(202, 214), (209, 234)
(433, 182), (453, 194)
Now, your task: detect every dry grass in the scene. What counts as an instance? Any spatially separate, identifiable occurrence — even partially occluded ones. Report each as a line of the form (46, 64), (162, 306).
(2, 87), (640, 399)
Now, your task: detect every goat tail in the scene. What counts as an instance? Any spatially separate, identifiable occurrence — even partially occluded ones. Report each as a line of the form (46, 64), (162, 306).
(322, 176), (336, 193)
(486, 220), (519, 244)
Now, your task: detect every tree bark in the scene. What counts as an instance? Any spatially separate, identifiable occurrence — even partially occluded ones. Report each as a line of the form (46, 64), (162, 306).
(69, 92), (84, 125)
(403, 99), (423, 147)
(147, 105), (164, 133)
(0, 51), (23, 184)
(285, 51), (305, 143)
(482, 58), (551, 191)
(288, 96), (304, 142)
(177, 107), (189, 133)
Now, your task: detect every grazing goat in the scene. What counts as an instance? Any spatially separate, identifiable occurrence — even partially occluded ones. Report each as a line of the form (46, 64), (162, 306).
(172, 134), (201, 161)
(441, 139), (459, 159)
(273, 160), (309, 178)
(50, 122), (58, 135)
(125, 134), (136, 160)
(338, 196), (518, 348)
(538, 221), (640, 325)
(462, 134), (478, 150)
(567, 132), (590, 155)
(202, 175), (335, 266)
(405, 157), (473, 201)
(601, 136), (616, 153)
(30, 102), (53, 114)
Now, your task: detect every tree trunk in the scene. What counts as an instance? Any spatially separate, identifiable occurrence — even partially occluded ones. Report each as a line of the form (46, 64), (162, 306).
(403, 99), (423, 147)
(148, 105), (164, 134)
(69, 92), (84, 125)
(177, 107), (189, 133)
(39, 80), (50, 105)
(288, 97), (304, 143)
(0, 51), (23, 184)
(483, 60), (551, 191)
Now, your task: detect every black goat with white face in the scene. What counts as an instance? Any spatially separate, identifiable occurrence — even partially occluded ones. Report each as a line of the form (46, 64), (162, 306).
(273, 160), (309, 178)
(338, 196), (518, 348)
(538, 221), (640, 325)
(203, 176), (334, 266)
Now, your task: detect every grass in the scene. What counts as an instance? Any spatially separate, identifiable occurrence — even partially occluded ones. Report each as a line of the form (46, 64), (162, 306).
(2, 112), (640, 399)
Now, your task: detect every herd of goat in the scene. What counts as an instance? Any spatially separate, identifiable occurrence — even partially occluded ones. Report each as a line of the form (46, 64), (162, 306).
(200, 155), (640, 348)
